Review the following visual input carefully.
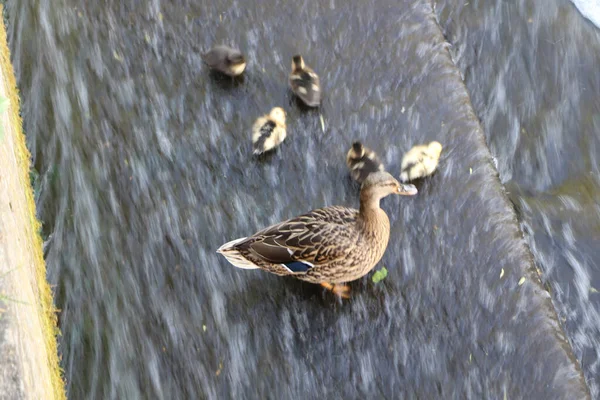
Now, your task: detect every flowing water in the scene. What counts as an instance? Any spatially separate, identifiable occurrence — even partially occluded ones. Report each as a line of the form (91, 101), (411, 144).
(4, 0), (599, 398)
(435, 0), (600, 396)
(570, 0), (600, 28)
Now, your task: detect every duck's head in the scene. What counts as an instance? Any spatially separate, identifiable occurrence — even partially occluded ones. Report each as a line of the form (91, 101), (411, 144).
(361, 171), (418, 203)
(292, 55), (305, 70)
(269, 107), (286, 125)
(227, 51), (246, 67)
(428, 141), (443, 158)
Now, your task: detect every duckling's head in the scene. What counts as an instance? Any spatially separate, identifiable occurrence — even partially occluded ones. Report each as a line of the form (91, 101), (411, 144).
(361, 171), (418, 203)
(428, 141), (443, 158)
(292, 55), (305, 70)
(227, 52), (246, 67)
(269, 107), (286, 125)
(349, 142), (365, 159)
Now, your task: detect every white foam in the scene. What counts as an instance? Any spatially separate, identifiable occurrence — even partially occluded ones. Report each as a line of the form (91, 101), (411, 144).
(571, 0), (600, 28)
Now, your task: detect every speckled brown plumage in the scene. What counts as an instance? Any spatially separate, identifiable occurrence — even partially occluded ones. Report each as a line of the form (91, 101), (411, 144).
(230, 206), (388, 283)
(217, 172), (418, 296)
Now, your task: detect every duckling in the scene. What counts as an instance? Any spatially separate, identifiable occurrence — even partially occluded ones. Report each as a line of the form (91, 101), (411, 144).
(346, 141), (385, 184)
(252, 107), (287, 155)
(202, 45), (247, 77)
(217, 171), (418, 298)
(289, 55), (321, 107)
(399, 141), (443, 182)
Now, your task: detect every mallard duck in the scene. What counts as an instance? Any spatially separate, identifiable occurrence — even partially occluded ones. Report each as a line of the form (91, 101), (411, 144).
(217, 171), (418, 298)
(289, 55), (321, 107)
(252, 107), (287, 155)
(399, 141), (443, 182)
(202, 45), (247, 77)
(346, 141), (385, 184)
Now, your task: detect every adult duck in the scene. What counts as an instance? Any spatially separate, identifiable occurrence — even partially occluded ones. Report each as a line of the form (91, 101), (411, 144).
(217, 171), (417, 298)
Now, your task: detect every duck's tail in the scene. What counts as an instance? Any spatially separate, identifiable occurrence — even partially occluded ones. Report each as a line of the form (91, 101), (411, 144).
(252, 146), (264, 156)
(216, 237), (259, 269)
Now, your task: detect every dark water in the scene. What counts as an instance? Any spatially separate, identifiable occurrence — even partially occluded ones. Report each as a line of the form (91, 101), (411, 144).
(435, 0), (600, 396)
(5, 0), (596, 398)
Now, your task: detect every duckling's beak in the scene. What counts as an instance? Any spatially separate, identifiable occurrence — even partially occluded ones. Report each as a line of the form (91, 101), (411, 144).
(397, 183), (418, 196)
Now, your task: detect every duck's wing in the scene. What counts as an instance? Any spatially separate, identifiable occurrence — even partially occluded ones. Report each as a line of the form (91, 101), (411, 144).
(235, 206), (359, 273)
(289, 69), (321, 106)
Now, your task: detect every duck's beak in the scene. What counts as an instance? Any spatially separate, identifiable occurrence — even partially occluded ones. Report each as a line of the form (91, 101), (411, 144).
(397, 183), (418, 196)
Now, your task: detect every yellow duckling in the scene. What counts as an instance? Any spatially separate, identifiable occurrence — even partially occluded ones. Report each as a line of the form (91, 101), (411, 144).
(289, 55), (321, 107)
(252, 107), (287, 155)
(399, 141), (443, 182)
(202, 45), (247, 77)
(346, 141), (385, 184)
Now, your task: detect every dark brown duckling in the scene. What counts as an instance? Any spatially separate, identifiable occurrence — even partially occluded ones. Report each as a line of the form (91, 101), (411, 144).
(202, 45), (247, 77)
(289, 55), (321, 107)
(346, 141), (385, 184)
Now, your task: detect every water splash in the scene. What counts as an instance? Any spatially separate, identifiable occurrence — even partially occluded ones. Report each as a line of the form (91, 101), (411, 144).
(571, 0), (600, 28)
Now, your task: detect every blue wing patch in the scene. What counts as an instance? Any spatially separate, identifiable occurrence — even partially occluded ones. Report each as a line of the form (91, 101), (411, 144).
(282, 260), (313, 273)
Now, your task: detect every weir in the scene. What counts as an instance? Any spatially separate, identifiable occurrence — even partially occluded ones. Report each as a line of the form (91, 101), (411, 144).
(2, 0), (591, 398)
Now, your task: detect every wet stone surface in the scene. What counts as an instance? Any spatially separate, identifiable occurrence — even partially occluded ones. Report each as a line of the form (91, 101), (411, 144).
(5, 0), (592, 398)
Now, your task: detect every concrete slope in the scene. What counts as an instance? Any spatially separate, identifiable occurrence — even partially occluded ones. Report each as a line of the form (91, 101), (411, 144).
(0, 6), (65, 400)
